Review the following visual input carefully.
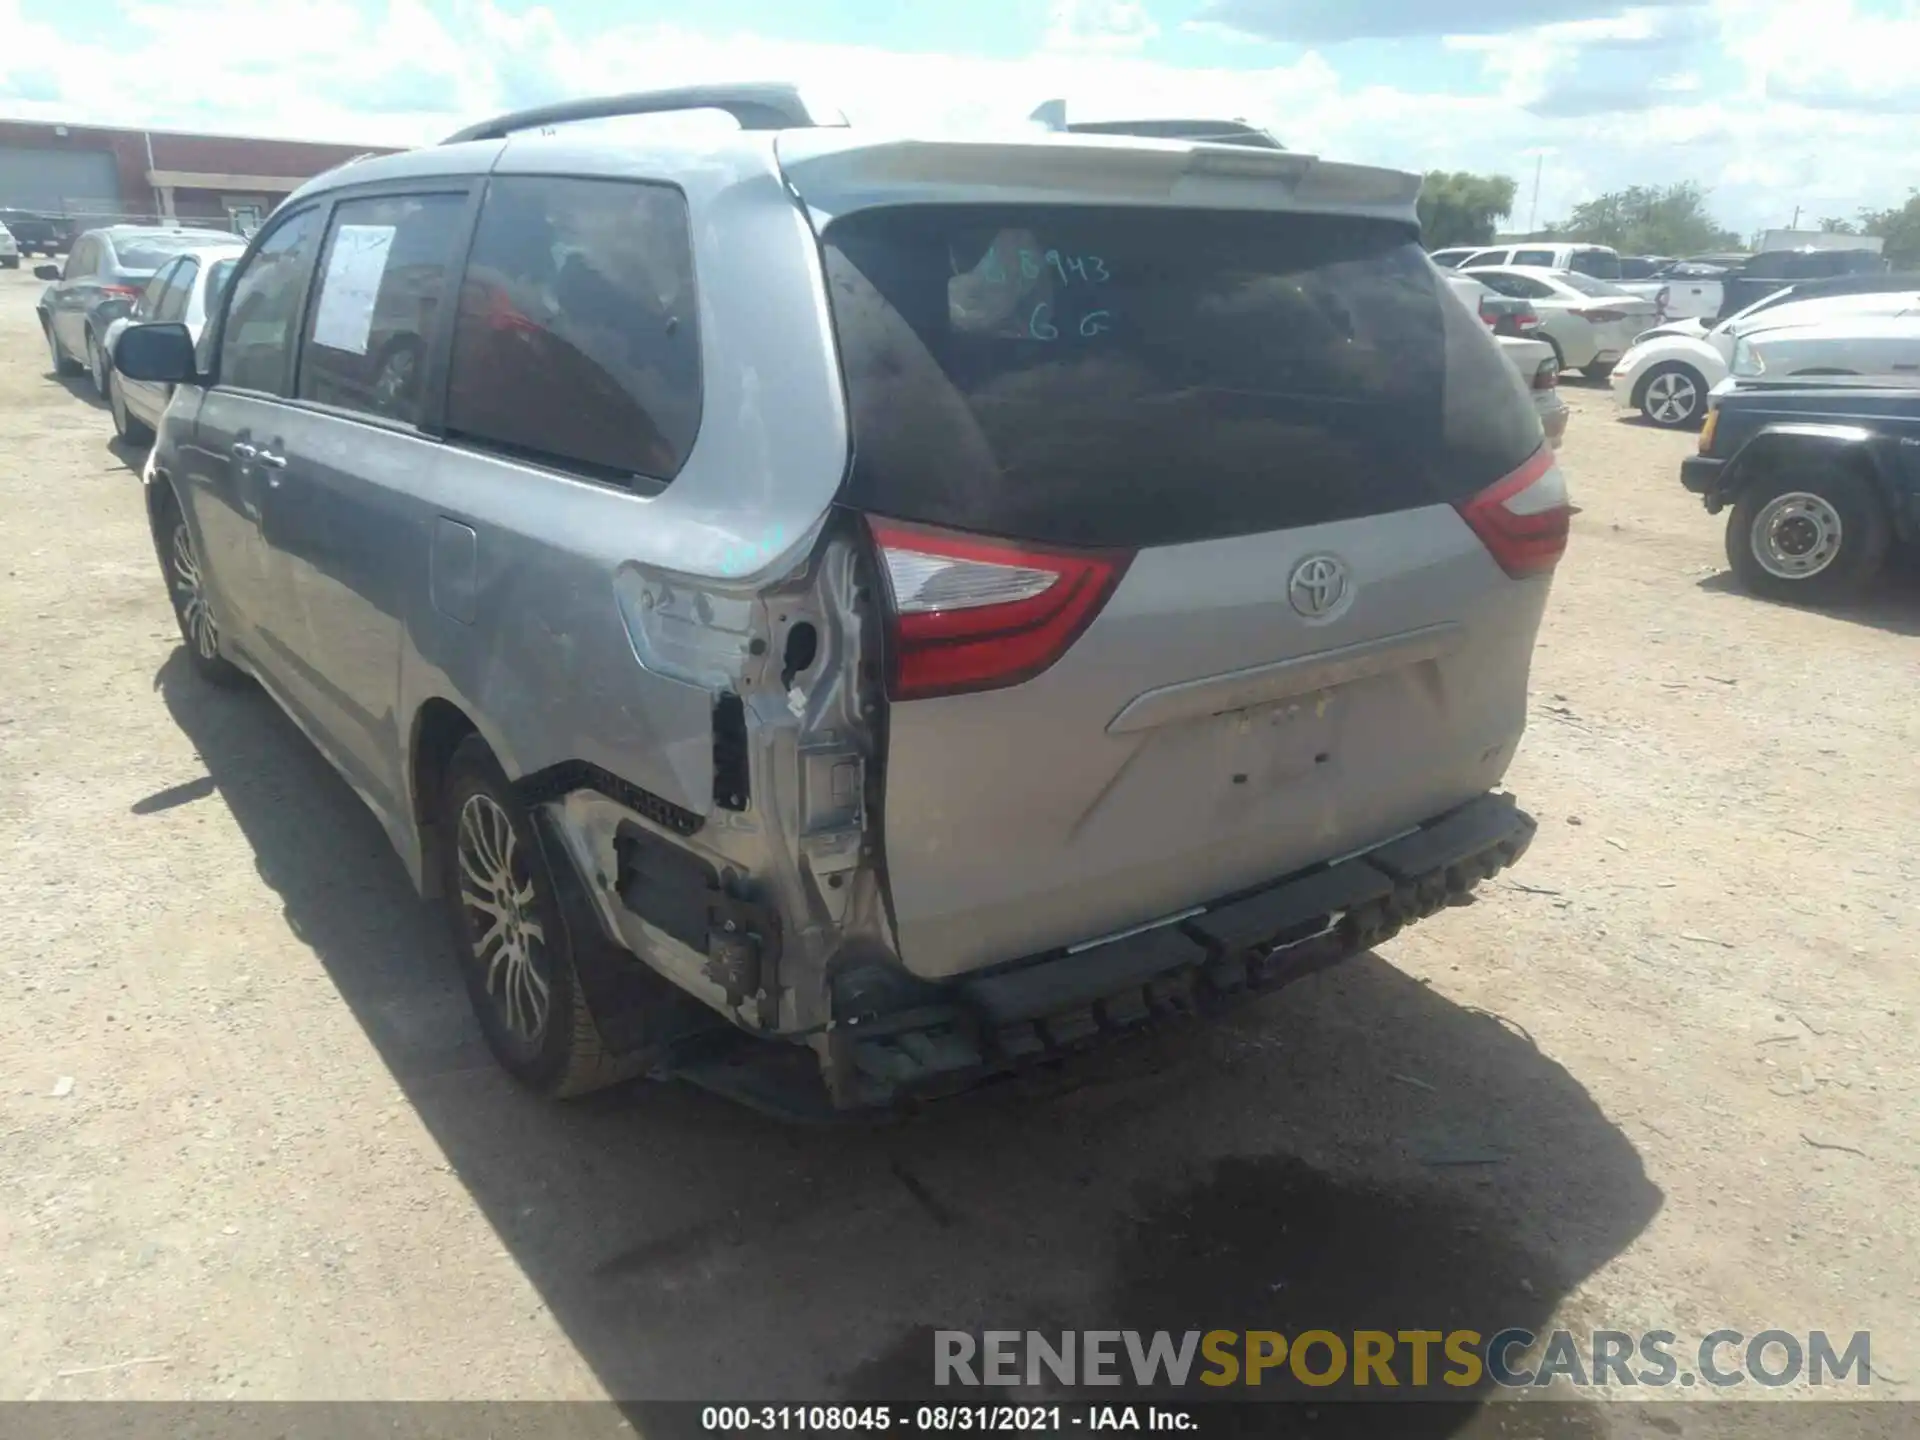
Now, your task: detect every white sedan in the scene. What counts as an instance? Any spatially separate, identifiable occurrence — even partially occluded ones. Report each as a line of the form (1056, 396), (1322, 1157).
(1460, 265), (1658, 377)
(102, 240), (245, 443)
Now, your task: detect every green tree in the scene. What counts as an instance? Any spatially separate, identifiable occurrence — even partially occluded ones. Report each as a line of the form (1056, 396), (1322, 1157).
(1418, 171), (1518, 248)
(1818, 216), (1860, 235)
(1550, 182), (1741, 256)
(1858, 191), (1920, 268)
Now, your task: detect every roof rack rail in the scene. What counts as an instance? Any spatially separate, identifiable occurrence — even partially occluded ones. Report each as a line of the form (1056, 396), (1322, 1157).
(443, 83), (843, 145)
(1027, 99), (1284, 151)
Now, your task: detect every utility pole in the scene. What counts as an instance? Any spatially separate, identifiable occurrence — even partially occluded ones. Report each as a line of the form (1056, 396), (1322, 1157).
(1790, 204), (1801, 230)
(1529, 153), (1544, 235)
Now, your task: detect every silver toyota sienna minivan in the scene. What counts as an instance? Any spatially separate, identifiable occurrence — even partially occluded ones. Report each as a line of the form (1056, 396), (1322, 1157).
(112, 85), (1567, 1111)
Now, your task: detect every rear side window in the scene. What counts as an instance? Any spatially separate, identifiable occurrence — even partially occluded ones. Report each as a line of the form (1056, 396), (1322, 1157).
(218, 208), (324, 395)
(298, 193), (467, 426)
(445, 175), (701, 487)
(1568, 248), (1622, 280)
(823, 205), (1541, 548)
(1513, 248), (1556, 267)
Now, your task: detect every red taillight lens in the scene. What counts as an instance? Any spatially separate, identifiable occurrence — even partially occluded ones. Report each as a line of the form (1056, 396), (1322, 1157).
(1454, 448), (1570, 578)
(1572, 307), (1629, 323)
(869, 520), (1132, 701)
(1517, 308), (1543, 332)
(101, 284), (140, 302)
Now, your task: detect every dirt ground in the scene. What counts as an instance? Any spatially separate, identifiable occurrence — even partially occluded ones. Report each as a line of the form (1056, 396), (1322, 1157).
(2, 267), (1916, 1429)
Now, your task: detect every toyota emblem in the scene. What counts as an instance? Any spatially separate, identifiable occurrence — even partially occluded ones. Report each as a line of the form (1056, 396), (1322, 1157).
(1288, 554), (1351, 620)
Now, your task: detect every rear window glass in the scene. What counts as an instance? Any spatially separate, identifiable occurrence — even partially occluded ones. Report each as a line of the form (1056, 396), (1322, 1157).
(823, 205), (1541, 548)
(114, 235), (232, 270)
(1558, 273), (1632, 298)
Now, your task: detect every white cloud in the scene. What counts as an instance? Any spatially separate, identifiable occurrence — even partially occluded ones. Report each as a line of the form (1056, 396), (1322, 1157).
(0, 0), (1916, 237)
(1044, 0), (1161, 53)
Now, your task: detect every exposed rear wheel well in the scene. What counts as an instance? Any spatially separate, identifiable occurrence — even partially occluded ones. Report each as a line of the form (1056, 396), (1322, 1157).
(411, 698), (481, 898)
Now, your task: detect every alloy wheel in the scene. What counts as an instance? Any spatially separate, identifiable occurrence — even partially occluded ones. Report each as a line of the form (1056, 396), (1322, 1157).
(170, 521), (220, 661)
(455, 794), (553, 1045)
(1645, 370), (1698, 426)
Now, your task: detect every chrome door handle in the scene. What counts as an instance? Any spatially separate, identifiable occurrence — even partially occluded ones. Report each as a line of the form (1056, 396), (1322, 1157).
(231, 441), (258, 460)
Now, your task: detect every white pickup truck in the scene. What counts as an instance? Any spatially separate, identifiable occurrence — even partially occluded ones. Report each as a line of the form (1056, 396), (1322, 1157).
(1618, 238), (1890, 324)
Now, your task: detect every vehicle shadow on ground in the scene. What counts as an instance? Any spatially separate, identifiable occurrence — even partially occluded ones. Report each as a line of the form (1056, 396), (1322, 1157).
(152, 651), (1662, 1437)
(51, 371), (107, 410)
(105, 434), (147, 477)
(1696, 567), (1920, 637)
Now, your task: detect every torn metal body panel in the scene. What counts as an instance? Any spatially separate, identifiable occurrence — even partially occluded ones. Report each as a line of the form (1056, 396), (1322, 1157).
(544, 522), (898, 1062)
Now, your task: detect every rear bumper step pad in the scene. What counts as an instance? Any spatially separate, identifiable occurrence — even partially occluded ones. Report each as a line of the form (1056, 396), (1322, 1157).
(847, 793), (1537, 1101)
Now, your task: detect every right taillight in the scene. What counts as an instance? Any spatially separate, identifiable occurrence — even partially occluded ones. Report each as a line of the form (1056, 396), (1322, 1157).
(869, 519), (1132, 701)
(1454, 448), (1570, 578)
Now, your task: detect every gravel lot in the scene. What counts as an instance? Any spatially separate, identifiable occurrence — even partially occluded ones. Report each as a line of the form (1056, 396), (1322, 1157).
(2, 266), (1916, 1429)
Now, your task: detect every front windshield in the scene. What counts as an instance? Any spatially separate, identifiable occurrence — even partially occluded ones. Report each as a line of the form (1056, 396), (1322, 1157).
(1714, 285), (1800, 335)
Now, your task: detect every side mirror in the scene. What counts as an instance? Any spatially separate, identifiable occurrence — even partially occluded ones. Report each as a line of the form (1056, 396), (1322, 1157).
(34, 264), (61, 281)
(112, 322), (199, 385)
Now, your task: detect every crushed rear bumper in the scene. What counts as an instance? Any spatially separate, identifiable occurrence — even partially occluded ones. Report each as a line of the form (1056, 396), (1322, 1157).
(665, 793), (1538, 1115)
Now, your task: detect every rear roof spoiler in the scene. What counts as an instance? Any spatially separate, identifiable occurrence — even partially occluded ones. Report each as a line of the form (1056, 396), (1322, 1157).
(443, 83), (848, 144)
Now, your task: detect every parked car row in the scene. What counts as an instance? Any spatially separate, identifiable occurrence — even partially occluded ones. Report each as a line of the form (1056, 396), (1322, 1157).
(86, 86), (1567, 1112)
(33, 224), (245, 408)
(1611, 279), (1920, 427)
(0, 208), (72, 258)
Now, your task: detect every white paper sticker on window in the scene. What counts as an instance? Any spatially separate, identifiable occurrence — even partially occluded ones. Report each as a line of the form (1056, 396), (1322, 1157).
(311, 223), (395, 356)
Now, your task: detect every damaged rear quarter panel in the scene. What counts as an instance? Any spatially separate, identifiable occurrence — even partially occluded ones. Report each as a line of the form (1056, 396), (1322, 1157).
(393, 137), (850, 815)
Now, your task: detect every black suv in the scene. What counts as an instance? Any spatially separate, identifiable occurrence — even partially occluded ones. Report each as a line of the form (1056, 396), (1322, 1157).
(1684, 382), (1920, 603)
(0, 210), (70, 257)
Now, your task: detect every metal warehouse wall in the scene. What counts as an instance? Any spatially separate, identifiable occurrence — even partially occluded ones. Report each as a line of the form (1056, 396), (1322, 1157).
(0, 143), (122, 217)
(0, 119), (400, 224)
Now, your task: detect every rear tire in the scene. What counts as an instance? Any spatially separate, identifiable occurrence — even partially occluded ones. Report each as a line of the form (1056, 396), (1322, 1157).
(156, 488), (246, 687)
(45, 320), (80, 376)
(86, 330), (108, 396)
(1726, 465), (1889, 606)
(1638, 362), (1705, 428)
(109, 371), (152, 444)
(438, 735), (632, 1098)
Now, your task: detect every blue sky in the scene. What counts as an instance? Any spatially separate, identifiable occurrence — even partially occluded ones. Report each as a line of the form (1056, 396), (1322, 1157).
(4, 0), (1918, 235)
